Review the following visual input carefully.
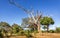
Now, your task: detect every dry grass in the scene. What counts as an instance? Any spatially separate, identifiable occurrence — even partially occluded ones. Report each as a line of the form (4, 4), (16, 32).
(9, 33), (60, 38)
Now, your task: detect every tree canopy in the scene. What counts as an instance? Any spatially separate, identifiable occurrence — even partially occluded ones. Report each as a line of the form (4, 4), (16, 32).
(40, 17), (54, 25)
(40, 16), (54, 32)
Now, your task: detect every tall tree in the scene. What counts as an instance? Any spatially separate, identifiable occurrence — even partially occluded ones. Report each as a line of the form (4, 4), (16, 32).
(40, 16), (54, 32)
(9, 0), (42, 33)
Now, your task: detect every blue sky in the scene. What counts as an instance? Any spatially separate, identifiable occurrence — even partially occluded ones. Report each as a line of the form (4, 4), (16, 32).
(0, 0), (60, 29)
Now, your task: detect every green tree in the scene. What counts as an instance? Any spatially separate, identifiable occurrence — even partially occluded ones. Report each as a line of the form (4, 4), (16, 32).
(0, 22), (12, 37)
(12, 24), (23, 34)
(40, 16), (54, 32)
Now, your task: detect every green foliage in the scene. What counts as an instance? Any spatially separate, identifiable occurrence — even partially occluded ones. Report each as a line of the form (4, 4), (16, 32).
(40, 16), (54, 32)
(0, 22), (12, 38)
(24, 30), (33, 38)
(12, 24), (23, 34)
(49, 30), (55, 33)
(0, 21), (34, 38)
(0, 22), (12, 34)
(0, 29), (4, 38)
(42, 27), (60, 33)
(18, 30), (25, 36)
(42, 30), (47, 33)
(55, 27), (60, 33)
(0, 22), (11, 27)
(0, 28), (9, 38)
(40, 17), (54, 25)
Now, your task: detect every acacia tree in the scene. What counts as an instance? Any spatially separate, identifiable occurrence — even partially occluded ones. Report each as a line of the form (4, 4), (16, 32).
(9, 0), (42, 33)
(40, 16), (54, 32)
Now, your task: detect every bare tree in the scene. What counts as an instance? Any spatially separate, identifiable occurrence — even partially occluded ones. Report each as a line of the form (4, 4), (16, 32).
(9, 0), (42, 33)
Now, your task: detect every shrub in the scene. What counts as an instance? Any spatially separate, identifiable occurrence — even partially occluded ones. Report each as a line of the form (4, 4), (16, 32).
(24, 30), (33, 38)
(49, 30), (55, 33)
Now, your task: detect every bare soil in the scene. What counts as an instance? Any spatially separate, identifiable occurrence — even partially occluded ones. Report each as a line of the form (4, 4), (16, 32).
(9, 33), (60, 38)
(34, 33), (60, 38)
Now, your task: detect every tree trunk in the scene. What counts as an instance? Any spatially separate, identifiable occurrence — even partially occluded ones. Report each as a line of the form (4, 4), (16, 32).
(47, 25), (49, 32)
(37, 22), (41, 33)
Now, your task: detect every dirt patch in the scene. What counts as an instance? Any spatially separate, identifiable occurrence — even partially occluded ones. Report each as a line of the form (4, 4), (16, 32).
(9, 36), (26, 38)
(34, 33), (60, 38)
(9, 33), (60, 38)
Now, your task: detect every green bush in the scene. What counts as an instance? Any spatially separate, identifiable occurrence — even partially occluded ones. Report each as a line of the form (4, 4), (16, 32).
(42, 30), (47, 33)
(17, 30), (25, 36)
(55, 27), (60, 33)
(24, 30), (33, 38)
(49, 30), (55, 33)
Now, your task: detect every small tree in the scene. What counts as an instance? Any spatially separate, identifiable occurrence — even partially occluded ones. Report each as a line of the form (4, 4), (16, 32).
(40, 16), (54, 32)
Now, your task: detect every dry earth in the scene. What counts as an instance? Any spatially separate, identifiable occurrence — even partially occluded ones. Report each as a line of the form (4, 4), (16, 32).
(34, 33), (60, 38)
(9, 33), (60, 38)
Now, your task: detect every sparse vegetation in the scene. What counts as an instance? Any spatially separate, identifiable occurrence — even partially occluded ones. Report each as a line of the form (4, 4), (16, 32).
(0, 0), (60, 38)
